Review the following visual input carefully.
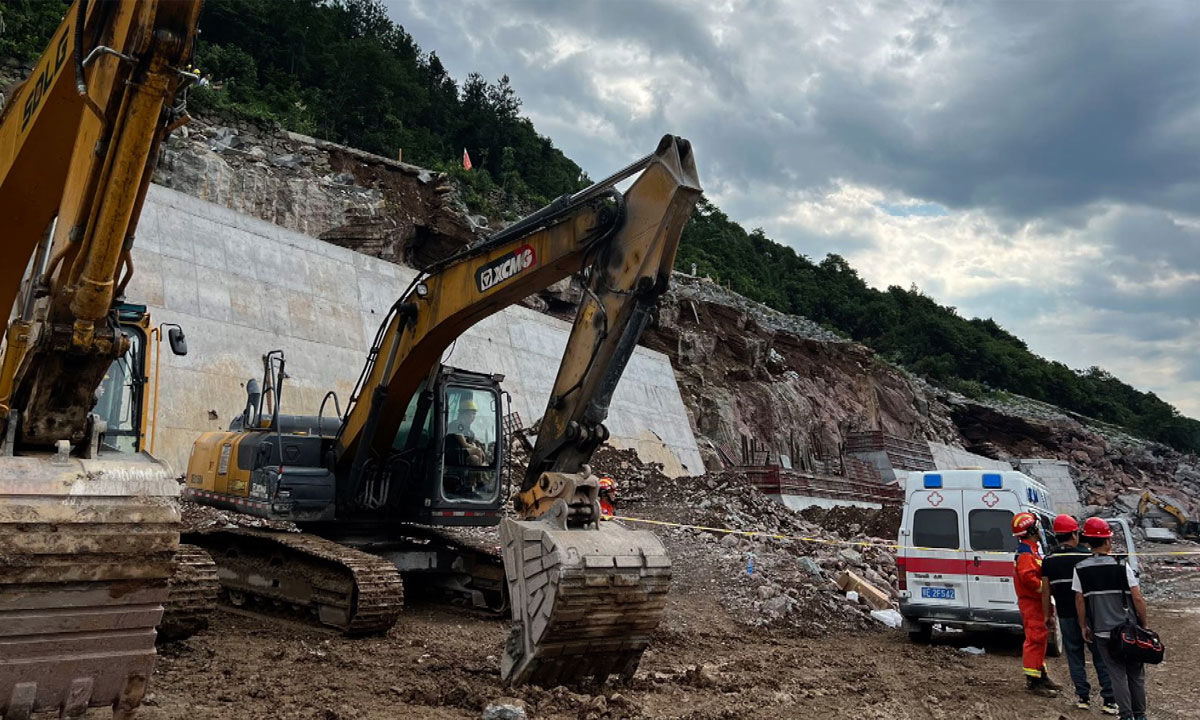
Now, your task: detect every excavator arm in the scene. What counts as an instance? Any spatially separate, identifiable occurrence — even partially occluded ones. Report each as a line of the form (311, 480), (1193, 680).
(333, 135), (700, 505)
(0, 0), (201, 450)
(0, 3), (202, 717)
(1137, 490), (1199, 538)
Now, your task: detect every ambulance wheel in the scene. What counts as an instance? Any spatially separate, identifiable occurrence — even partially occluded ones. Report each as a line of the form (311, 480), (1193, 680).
(1046, 621), (1063, 658)
(908, 624), (932, 644)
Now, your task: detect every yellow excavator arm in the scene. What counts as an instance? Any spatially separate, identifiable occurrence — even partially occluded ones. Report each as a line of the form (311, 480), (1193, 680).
(0, 3), (203, 718)
(1137, 490), (1190, 528)
(0, 0), (201, 449)
(333, 136), (701, 503)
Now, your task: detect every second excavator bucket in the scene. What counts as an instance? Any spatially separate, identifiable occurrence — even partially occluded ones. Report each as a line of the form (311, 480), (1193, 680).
(0, 454), (180, 719)
(499, 504), (671, 686)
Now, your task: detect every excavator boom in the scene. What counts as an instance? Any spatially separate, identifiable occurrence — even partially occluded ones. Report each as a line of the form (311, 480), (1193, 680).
(0, 2), (202, 717)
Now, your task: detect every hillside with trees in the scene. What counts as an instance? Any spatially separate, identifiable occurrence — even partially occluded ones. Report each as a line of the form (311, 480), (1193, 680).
(677, 200), (1200, 453)
(0, 0), (586, 208)
(4, 0), (1196, 454)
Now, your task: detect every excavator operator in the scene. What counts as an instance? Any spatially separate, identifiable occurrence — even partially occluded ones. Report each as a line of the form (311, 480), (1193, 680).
(445, 396), (494, 498)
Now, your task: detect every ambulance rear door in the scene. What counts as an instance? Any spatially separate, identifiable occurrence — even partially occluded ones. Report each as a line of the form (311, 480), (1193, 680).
(963, 474), (1020, 616)
(904, 482), (970, 612)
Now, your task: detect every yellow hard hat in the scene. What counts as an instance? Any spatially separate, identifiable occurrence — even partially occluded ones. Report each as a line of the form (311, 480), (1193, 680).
(460, 399), (478, 411)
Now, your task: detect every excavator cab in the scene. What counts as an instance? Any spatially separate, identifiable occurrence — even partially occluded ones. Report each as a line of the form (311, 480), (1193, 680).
(94, 305), (151, 452)
(386, 366), (506, 524)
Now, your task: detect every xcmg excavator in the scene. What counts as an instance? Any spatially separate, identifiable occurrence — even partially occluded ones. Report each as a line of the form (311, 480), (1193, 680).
(184, 134), (701, 685)
(0, 1), (210, 718)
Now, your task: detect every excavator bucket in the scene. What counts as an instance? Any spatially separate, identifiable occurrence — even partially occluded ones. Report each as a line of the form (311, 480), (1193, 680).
(499, 508), (671, 686)
(0, 454), (179, 719)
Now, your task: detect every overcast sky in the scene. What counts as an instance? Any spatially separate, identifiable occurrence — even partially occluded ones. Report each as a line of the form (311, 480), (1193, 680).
(386, 0), (1200, 419)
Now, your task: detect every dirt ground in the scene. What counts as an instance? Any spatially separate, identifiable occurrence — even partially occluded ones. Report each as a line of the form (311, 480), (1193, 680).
(105, 559), (1200, 720)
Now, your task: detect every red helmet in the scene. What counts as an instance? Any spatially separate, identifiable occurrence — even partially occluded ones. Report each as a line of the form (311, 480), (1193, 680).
(1011, 512), (1038, 536)
(1052, 514), (1079, 534)
(597, 476), (616, 493)
(1081, 517), (1113, 539)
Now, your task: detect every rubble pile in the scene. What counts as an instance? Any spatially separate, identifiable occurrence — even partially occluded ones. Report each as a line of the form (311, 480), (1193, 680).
(179, 499), (298, 533)
(620, 465), (901, 634)
(950, 395), (1200, 512)
(587, 444), (673, 503)
(505, 437), (901, 634)
(798, 505), (903, 541)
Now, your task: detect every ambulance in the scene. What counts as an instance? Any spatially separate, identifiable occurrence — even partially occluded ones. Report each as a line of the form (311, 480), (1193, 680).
(896, 469), (1064, 652)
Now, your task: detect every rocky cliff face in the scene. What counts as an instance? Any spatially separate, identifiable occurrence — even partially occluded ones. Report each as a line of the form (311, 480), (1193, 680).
(644, 276), (962, 471)
(153, 117), (480, 268)
(643, 276), (1200, 515)
(949, 395), (1200, 513)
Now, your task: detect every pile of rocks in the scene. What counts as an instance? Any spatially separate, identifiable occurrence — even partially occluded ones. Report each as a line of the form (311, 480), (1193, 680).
(669, 273), (848, 345)
(625, 468), (901, 633)
(179, 498), (298, 533)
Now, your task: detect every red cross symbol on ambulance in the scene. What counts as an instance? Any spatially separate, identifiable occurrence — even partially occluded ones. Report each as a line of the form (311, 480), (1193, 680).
(928, 491), (944, 507)
(982, 491), (1000, 508)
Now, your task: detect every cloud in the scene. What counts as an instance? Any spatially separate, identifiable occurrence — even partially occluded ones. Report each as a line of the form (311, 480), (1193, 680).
(385, 0), (1200, 419)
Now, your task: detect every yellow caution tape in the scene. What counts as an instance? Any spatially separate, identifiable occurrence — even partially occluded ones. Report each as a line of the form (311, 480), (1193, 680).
(611, 515), (1200, 559)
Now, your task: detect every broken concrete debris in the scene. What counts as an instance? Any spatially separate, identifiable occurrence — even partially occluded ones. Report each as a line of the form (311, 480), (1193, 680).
(836, 570), (892, 611)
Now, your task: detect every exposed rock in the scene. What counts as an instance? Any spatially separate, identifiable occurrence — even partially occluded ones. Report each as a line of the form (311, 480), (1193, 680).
(481, 700), (527, 720)
(154, 117), (478, 267)
(838, 548), (864, 567)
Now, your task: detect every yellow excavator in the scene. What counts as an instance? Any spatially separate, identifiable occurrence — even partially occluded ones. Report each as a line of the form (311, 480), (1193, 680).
(0, 1), (207, 718)
(183, 135), (701, 685)
(1136, 490), (1200, 541)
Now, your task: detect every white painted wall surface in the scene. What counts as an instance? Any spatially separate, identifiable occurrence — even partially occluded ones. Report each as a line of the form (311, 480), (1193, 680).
(126, 185), (704, 477)
(928, 442), (1012, 473)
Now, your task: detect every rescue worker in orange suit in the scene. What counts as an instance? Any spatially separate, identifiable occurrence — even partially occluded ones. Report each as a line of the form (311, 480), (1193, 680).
(597, 476), (617, 519)
(1013, 511), (1063, 697)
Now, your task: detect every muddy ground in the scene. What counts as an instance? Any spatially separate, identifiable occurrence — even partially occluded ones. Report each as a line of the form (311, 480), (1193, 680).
(112, 548), (1200, 720)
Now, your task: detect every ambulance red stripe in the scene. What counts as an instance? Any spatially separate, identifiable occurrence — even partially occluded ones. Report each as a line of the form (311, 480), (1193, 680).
(904, 557), (1014, 578)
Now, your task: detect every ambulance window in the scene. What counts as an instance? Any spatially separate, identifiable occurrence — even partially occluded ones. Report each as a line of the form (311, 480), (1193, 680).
(970, 510), (1019, 552)
(913, 509), (959, 549)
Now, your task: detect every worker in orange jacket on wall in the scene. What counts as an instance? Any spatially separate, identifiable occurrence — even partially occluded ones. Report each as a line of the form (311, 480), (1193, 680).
(1013, 512), (1063, 697)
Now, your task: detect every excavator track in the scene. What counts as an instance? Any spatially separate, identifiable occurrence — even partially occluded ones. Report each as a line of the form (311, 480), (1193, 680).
(157, 544), (219, 642)
(183, 529), (404, 635)
(401, 526), (508, 613)
(499, 515), (672, 686)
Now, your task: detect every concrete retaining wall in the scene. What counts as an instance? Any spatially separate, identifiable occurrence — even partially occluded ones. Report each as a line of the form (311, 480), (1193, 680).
(126, 185), (704, 477)
(772, 495), (882, 512)
(1016, 459), (1083, 518)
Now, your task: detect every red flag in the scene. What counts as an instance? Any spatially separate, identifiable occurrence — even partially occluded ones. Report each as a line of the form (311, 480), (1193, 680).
(462, 148), (472, 170)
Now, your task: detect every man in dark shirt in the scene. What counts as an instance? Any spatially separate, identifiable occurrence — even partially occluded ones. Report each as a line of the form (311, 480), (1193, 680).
(1042, 514), (1117, 714)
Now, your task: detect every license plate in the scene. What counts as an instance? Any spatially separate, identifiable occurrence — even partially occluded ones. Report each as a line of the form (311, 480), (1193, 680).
(921, 586), (956, 600)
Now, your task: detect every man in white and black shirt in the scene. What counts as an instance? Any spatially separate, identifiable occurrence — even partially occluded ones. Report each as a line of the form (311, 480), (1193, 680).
(1073, 517), (1150, 720)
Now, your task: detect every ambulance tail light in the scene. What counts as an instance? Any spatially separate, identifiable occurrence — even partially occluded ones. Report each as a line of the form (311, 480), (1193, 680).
(896, 555), (907, 591)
